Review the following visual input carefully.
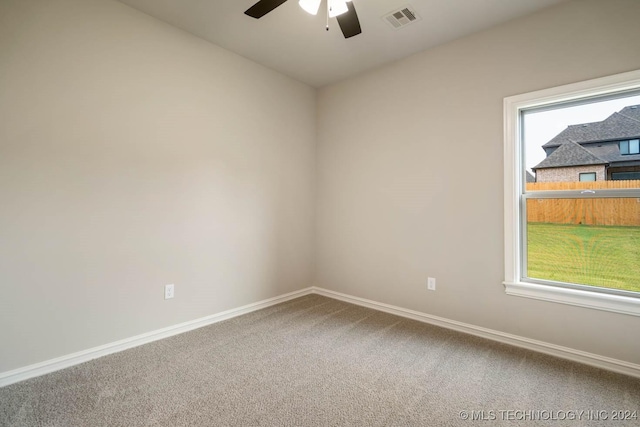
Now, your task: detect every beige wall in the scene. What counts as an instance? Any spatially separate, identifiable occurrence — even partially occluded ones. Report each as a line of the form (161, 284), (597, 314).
(536, 165), (606, 182)
(316, 0), (640, 364)
(0, 0), (315, 372)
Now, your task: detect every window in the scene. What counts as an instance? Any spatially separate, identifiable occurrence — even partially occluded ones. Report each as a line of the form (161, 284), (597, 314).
(504, 69), (640, 316)
(620, 139), (640, 155)
(612, 171), (640, 180)
(579, 172), (596, 182)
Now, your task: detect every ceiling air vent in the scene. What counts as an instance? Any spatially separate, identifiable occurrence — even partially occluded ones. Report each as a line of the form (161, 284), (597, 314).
(383, 6), (421, 30)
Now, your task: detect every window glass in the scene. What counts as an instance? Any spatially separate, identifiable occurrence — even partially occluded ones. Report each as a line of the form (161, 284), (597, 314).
(521, 95), (640, 296)
(525, 198), (640, 293)
(620, 140), (629, 155)
(579, 172), (596, 182)
(612, 172), (640, 180)
(630, 139), (640, 154)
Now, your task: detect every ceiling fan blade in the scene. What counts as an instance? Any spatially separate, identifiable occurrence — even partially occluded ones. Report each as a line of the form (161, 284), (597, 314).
(245, 0), (288, 19)
(336, 2), (362, 38)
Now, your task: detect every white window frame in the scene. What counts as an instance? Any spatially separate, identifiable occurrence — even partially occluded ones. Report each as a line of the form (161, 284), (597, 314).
(503, 69), (640, 317)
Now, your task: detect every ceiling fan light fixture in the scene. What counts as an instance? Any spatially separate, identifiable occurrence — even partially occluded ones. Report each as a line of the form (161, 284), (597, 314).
(299, 0), (321, 15)
(328, 0), (348, 18)
(246, 0), (362, 39)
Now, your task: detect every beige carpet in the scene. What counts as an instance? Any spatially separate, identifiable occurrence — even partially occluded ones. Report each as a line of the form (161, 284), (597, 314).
(1, 294), (639, 426)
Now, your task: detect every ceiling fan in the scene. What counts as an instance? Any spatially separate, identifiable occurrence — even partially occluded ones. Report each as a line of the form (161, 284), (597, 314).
(244, 0), (362, 39)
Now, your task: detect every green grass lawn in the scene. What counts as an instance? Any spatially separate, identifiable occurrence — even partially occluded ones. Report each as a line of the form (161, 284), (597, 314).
(527, 223), (640, 293)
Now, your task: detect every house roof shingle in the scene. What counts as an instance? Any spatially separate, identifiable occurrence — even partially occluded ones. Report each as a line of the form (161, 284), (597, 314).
(532, 140), (607, 170)
(584, 143), (640, 164)
(542, 105), (640, 148)
(619, 104), (640, 122)
(525, 171), (536, 182)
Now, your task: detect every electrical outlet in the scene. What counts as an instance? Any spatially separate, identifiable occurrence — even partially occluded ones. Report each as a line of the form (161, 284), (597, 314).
(164, 284), (175, 300)
(427, 277), (436, 291)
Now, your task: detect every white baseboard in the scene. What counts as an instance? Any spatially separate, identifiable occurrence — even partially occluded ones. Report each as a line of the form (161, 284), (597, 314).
(2, 285), (638, 388)
(0, 287), (314, 388)
(311, 287), (640, 379)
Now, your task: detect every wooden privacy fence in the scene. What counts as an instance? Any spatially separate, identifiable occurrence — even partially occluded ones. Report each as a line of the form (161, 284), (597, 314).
(526, 180), (640, 226)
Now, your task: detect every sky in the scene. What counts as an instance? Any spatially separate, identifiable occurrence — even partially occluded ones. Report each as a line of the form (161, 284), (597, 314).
(523, 94), (640, 172)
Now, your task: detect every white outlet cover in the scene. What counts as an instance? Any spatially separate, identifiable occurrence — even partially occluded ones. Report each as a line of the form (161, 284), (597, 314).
(164, 284), (175, 299)
(427, 277), (436, 291)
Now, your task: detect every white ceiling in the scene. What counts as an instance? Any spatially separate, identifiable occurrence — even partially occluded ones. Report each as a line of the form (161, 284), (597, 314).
(117, 0), (568, 88)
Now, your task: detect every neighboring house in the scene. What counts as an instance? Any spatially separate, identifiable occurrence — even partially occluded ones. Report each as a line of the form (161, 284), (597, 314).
(525, 171), (536, 182)
(532, 104), (640, 182)
(525, 171), (536, 183)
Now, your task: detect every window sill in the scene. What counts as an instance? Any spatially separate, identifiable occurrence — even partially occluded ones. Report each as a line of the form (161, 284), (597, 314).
(504, 281), (640, 317)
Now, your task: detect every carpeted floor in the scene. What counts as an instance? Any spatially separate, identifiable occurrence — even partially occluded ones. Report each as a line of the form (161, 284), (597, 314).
(1, 294), (639, 426)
